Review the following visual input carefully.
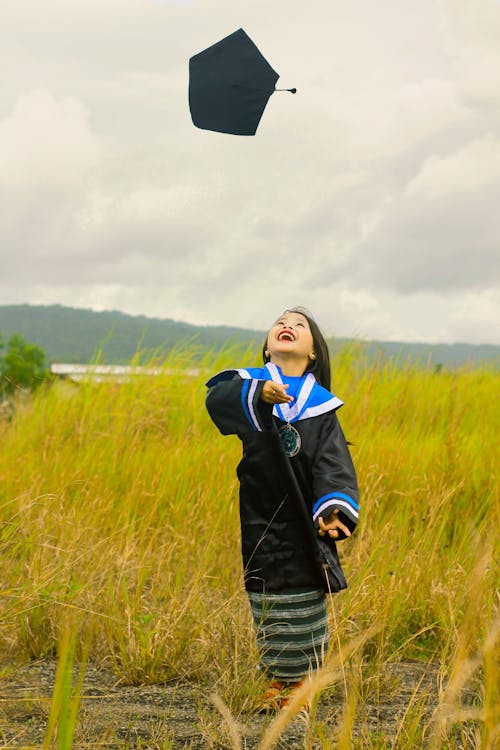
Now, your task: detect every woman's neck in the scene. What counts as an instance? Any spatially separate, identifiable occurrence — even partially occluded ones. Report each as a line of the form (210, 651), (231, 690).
(269, 355), (307, 378)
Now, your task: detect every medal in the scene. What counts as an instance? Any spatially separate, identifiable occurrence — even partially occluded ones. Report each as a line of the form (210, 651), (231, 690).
(279, 422), (301, 457)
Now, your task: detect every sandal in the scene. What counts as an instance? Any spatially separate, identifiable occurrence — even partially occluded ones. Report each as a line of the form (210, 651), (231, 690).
(257, 680), (288, 713)
(279, 678), (309, 711)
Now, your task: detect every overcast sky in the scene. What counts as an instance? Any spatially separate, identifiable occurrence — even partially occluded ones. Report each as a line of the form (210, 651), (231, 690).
(1, 0), (499, 344)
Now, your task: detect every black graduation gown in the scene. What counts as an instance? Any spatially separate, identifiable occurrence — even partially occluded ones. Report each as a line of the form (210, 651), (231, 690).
(205, 365), (359, 593)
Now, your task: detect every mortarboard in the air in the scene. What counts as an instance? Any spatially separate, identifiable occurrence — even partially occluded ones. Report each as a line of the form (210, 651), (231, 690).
(189, 28), (296, 136)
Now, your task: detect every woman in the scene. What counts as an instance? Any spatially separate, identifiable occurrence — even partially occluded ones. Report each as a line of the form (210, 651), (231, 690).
(205, 307), (358, 710)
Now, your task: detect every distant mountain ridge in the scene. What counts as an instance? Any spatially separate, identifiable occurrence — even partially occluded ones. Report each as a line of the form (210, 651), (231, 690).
(0, 304), (263, 364)
(0, 304), (498, 369)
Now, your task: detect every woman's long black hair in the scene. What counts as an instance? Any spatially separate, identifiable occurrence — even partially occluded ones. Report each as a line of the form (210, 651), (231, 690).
(262, 306), (331, 390)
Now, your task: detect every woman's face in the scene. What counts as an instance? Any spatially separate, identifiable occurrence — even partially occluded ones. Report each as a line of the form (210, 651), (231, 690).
(266, 311), (315, 363)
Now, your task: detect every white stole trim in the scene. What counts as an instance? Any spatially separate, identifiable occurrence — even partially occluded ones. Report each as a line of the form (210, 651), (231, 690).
(237, 368), (252, 379)
(265, 363), (317, 423)
(301, 397), (344, 419)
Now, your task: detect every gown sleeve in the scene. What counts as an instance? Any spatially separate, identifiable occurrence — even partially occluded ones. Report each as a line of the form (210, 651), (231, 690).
(311, 411), (359, 539)
(205, 371), (274, 436)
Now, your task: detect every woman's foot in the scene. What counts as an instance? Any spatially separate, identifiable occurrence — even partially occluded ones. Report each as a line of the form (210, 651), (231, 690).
(257, 680), (288, 713)
(279, 678), (309, 710)
(257, 677), (309, 713)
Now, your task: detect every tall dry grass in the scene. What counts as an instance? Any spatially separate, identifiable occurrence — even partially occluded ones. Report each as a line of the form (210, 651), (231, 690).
(0, 346), (498, 747)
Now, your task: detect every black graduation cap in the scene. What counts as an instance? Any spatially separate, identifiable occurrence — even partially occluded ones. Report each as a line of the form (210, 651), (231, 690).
(189, 28), (296, 136)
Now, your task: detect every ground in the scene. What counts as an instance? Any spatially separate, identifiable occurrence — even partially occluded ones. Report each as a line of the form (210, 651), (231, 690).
(0, 659), (451, 749)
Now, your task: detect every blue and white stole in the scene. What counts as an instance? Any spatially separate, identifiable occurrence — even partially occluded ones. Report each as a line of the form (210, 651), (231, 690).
(226, 362), (343, 428)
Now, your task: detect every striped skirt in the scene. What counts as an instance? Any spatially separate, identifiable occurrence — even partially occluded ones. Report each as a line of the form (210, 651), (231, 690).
(247, 588), (329, 681)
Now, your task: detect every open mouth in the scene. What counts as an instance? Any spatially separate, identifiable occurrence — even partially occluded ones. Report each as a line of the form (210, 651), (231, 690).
(277, 329), (295, 342)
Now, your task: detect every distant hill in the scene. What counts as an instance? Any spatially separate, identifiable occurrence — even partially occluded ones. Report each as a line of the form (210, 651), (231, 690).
(0, 304), (498, 369)
(0, 304), (263, 364)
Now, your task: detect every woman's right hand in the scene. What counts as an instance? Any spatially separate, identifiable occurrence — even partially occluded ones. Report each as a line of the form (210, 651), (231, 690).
(260, 381), (294, 404)
(318, 510), (351, 539)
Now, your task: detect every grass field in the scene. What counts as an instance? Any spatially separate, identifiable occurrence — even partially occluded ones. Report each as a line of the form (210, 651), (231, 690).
(0, 348), (498, 749)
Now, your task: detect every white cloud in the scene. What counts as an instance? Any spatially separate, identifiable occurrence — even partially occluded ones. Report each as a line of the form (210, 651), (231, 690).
(439, 0), (500, 114)
(445, 288), (500, 344)
(407, 137), (500, 197)
(0, 90), (99, 189)
(335, 135), (500, 293)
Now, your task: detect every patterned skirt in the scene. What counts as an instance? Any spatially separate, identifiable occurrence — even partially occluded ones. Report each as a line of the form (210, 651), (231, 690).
(247, 588), (329, 681)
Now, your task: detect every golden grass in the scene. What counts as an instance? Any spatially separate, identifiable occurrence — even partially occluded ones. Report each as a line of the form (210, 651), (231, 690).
(0, 347), (498, 747)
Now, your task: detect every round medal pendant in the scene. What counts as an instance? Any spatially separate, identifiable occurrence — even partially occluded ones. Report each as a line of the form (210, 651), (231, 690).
(279, 423), (301, 457)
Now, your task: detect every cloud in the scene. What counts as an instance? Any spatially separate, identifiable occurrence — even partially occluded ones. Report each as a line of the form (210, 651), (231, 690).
(439, 0), (500, 115)
(329, 137), (500, 293)
(445, 288), (500, 344)
(0, 90), (99, 189)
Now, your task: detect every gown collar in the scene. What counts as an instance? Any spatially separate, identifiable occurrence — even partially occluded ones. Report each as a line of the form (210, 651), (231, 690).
(206, 364), (344, 422)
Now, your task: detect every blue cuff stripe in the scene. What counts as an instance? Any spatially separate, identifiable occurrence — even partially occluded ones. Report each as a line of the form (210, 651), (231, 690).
(313, 492), (359, 514)
(241, 379), (253, 427)
(247, 379), (261, 431)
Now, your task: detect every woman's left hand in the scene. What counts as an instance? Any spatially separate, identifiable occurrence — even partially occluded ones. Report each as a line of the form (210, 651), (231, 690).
(318, 509), (351, 539)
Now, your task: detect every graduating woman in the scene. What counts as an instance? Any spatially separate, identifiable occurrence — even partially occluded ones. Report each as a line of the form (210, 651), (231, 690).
(205, 307), (358, 710)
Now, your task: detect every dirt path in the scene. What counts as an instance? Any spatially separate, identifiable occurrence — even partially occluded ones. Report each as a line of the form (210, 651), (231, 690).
(1, 659), (443, 749)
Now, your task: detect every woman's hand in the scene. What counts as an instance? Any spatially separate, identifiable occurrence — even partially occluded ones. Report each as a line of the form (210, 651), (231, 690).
(260, 381), (294, 404)
(318, 509), (351, 539)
